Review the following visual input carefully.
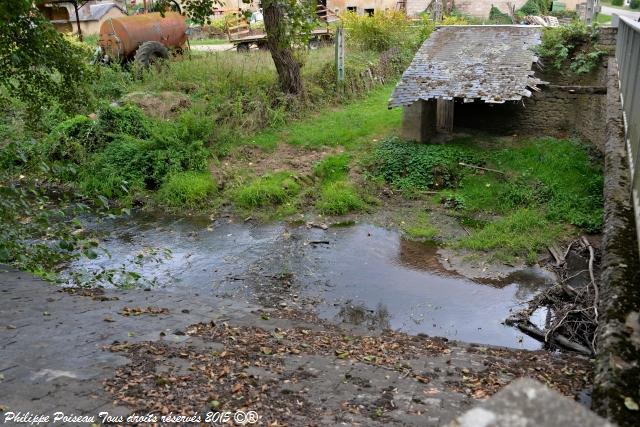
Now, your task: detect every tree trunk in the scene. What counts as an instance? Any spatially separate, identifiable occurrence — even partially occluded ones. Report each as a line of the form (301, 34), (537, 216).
(263, 1), (303, 95)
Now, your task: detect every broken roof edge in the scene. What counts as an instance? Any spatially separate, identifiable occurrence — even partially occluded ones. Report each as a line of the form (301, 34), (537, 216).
(388, 25), (545, 110)
(387, 80), (549, 109)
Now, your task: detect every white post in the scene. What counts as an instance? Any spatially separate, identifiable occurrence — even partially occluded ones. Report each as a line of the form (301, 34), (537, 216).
(335, 27), (345, 83)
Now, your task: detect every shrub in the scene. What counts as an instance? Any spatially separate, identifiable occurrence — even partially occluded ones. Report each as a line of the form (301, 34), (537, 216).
(82, 127), (209, 200)
(630, 0), (639, 9)
(519, 0), (542, 15)
(81, 135), (147, 199)
(232, 172), (301, 208)
(314, 154), (350, 183)
(442, 15), (469, 25)
(489, 6), (512, 24)
(43, 115), (97, 164)
(536, 22), (604, 73)
(315, 181), (365, 215)
(417, 13), (436, 45)
(157, 172), (216, 208)
(340, 10), (413, 52)
(611, 0), (623, 6)
(371, 137), (482, 196)
(43, 105), (151, 165)
(95, 105), (151, 143)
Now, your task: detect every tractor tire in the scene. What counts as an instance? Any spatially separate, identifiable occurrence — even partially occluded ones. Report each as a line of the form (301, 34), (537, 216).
(134, 41), (169, 69)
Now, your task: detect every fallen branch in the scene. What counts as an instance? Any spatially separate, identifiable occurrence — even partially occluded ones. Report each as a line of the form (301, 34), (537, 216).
(581, 236), (599, 323)
(507, 319), (593, 356)
(458, 162), (505, 175)
(505, 238), (599, 355)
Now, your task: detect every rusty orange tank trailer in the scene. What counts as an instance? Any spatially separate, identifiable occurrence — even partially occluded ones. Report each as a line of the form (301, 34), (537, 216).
(97, 12), (187, 66)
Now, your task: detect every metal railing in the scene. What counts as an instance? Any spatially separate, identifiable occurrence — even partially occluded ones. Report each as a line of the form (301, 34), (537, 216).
(616, 16), (640, 253)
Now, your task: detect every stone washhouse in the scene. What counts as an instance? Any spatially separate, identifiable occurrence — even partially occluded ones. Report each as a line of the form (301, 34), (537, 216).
(389, 25), (547, 143)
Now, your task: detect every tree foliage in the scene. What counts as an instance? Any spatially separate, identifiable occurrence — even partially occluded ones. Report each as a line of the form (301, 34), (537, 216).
(0, 1), (91, 115)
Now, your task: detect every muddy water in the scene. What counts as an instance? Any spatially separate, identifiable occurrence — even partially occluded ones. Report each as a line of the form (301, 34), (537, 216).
(70, 213), (555, 350)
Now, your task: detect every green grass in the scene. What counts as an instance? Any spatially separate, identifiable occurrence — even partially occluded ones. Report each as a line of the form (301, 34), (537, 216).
(157, 171), (217, 208)
(596, 13), (612, 24)
(314, 153), (350, 183)
(454, 209), (565, 263)
(247, 85), (402, 150)
(189, 38), (229, 45)
(372, 136), (603, 261)
(401, 211), (438, 240)
(232, 172), (301, 209)
(315, 181), (366, 215)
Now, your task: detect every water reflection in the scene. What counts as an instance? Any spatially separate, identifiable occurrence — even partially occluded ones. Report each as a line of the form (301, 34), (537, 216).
(69, 215), (552, 349)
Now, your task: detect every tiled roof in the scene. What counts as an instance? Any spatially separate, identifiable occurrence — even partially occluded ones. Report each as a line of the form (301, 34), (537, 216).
(388, 25), (546, 107)
(83, 3), (125, 21)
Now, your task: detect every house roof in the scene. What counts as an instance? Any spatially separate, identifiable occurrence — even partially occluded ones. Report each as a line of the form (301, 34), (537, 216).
(81, 3), (125, 21)
(388, 25), (546, 107)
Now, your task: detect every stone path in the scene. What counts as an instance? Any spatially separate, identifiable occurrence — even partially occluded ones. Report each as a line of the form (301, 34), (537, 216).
(0, 266), (592, 426)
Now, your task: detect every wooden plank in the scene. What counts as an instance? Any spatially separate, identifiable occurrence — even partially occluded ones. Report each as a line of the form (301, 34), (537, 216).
(436, 99), (454, 132)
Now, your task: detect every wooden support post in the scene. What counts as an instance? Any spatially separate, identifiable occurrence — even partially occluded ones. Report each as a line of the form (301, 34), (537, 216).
(436, 99), (454, 133)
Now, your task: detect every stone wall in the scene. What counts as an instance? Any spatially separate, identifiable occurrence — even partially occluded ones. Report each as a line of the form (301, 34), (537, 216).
(592, 57), (640, 427)
(452, 81), (608, 152)
(454, 0), (527, 17)
(598, 26), (619, 49)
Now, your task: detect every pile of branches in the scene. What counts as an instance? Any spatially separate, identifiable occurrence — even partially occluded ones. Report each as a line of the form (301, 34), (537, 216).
(506, 237), (599, 357)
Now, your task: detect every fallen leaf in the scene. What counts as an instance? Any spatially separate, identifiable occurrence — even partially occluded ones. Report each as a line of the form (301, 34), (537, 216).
(260, 347), (272, 355)
(624, 397), (639, 411)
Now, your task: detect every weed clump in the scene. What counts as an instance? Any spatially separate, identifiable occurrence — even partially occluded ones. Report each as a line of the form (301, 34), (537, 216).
(536, 21), (606, 74)
(43, 105), (151, 165)
(315, 181), (365, 215)
(314, 154), (350, 183)
(157, 172), (216, 208)
(232, 172), (301, 209)
(402, 211), (438, 240)
(371, 137), (482, 196)
(81, 124), (209, 201)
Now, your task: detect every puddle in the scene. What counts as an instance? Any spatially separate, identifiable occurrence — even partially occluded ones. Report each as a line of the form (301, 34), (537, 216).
(69, 213), (556, 350)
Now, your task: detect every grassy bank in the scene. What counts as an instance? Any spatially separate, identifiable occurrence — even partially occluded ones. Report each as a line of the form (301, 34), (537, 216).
(1, 24), (604, 275)
(370, 136), (603, 262)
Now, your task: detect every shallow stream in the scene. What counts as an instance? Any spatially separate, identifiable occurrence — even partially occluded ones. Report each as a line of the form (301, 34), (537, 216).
(69, 213), (556, 350)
